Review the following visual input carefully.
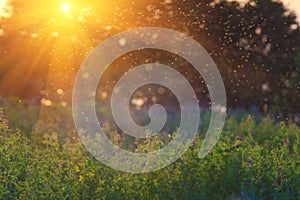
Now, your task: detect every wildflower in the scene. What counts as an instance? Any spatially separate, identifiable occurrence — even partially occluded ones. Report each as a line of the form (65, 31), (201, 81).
(272, 181), (278, 187)
(79, 175), (84, 182)
(75, 166), (80, 173)
(87, 172), (95, 178)
(246, 179), (251, 185)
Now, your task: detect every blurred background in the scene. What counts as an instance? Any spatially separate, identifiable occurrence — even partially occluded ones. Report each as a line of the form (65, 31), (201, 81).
(0, 0), (299, 127)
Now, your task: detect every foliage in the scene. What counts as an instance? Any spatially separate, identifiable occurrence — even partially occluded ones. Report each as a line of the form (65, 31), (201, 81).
(0, 107), (299, 199)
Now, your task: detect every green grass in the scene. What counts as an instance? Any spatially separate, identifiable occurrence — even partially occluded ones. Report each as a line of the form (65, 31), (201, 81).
(0, 98), (299, 199)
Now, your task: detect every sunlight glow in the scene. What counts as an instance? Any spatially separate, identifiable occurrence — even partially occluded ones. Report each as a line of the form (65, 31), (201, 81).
(0, 0), (120, 105)
(0, 0), (13, 20)
(61, 2), (71, 13)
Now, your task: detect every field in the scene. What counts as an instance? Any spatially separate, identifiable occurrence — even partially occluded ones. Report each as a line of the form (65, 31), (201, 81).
(0, 97), (299, 199)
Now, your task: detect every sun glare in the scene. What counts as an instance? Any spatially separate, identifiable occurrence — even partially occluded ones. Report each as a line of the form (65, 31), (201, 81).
(61, 2), (71, 13)
(0, 0), (13, 20)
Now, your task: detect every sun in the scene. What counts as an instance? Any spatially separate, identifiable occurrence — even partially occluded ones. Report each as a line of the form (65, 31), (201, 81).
(60, 2), (71, 13)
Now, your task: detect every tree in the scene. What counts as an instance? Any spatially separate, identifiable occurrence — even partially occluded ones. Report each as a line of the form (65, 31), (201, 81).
(0, 0), (299, 118)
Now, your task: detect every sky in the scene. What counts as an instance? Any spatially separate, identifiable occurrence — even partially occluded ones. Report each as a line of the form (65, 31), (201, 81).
(282, 0), (300, 20)
(0, 0), (13, 20)
(235, 0), (300, 22)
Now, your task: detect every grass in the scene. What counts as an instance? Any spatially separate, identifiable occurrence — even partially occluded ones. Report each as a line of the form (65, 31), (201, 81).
(0, 97), (299, 199)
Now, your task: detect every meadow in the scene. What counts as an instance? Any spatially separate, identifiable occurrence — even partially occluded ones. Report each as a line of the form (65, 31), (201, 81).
(0, 97), (299, 199)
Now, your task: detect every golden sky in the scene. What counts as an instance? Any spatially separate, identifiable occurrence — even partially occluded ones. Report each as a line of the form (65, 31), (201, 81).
(234, 0), (300, 22)
(283, 0), (300, 20)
